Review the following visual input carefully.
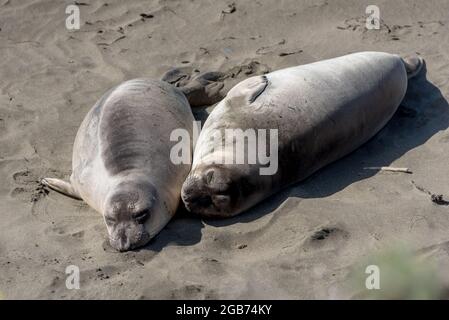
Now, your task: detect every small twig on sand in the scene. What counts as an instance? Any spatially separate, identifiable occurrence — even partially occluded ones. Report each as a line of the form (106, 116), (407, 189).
(364, 166), (412, 174)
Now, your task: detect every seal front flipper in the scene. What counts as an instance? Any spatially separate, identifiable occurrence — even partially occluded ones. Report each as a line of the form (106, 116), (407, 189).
(226, 75), (268, 103)
(41, 178), (82, 200)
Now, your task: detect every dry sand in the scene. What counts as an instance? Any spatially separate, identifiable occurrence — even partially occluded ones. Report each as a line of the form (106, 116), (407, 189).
(1, 0), (449, 299)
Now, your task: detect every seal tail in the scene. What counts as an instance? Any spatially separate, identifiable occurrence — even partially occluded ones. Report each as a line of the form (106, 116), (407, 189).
(41, 178), (82, 200)
(401, 54), (424, 79)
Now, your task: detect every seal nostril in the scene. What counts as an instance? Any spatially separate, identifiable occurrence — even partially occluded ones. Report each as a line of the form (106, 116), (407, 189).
(205, 170), (214, 184)
(196, 195), (212, 207)
(110, 237), (131, 252)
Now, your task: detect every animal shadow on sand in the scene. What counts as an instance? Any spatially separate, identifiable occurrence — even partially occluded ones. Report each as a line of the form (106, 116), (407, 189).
(143, 63), (449, 250)
(141, 205), (204, 252)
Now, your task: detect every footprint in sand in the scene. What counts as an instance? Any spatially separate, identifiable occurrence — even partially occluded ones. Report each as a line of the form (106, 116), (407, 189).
(10, 169), (48, 203)
(337, 16), (446, 43)
(10, 168), (82, 223)
(224, 60), (270, 78)
(304, 226), (350, 250)
(157, 283), (218, 299)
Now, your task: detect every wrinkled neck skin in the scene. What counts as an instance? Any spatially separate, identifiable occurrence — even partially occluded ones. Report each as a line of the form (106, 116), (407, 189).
(102, 170), (177, 239)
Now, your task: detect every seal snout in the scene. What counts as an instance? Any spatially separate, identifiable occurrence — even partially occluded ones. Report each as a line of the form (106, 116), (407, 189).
(181, 175), (203, 211)
(181, 170), (234, 218)
(109, 222), (151, 252)
(183, 193), (213, 213)
(112, 234), (132, 252)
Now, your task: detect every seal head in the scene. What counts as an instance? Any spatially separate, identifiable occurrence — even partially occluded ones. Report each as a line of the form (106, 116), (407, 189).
(182, 164), (259, 218)
(103, 179), (157, 251)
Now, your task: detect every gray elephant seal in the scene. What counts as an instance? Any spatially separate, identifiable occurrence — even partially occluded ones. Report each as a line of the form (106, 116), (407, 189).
(181, 52), (423, 218)
(42, 73), (223, 251)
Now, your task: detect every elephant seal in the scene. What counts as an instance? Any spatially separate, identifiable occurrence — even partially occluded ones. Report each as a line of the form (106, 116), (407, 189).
(42, 73), (223, 251)
(181, 52), (423, 218)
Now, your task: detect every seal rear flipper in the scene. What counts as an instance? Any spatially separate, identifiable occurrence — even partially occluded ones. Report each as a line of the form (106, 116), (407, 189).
(41, 178), (82, 200)
(181, 72), (226, 107)
(401, 54), (424, 79)
(161, 67), (226, 107)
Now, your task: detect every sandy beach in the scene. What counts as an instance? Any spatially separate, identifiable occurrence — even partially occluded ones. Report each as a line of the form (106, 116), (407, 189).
(1, 0), (449, 299)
